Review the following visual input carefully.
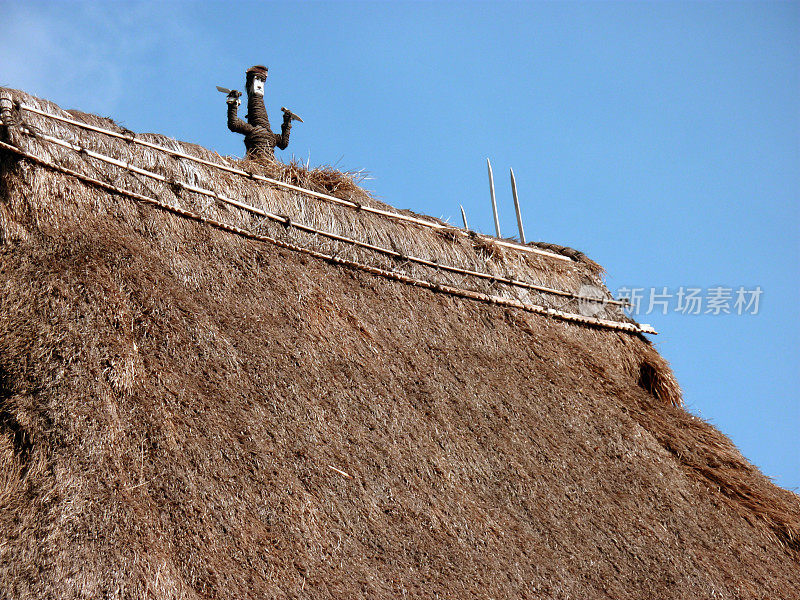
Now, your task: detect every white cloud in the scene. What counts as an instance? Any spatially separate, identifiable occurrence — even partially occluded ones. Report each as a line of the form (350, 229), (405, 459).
(0, 1), (200, 114)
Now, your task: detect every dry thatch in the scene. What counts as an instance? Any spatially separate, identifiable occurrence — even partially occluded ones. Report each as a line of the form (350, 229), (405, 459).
(0, 88), (798, 599)
(2, 91), (635, 327)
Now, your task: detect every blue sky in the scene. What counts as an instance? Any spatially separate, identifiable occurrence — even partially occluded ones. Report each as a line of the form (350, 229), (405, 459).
(1, 1), (797, 490)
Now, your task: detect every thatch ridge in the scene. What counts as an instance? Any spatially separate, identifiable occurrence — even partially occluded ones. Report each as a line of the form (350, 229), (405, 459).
(1, 88), (798, 598)
(0, 133), (648, 335)
(3, 88), (618, 316)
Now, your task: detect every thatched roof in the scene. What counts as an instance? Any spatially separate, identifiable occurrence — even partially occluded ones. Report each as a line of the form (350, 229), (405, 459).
(0, 88), (798, 598)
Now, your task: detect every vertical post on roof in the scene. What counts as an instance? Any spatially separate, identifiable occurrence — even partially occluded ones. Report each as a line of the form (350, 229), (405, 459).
(0, 91), (13, 128)
(487, 158), (501, 238)
(459, 205), (469, 230)
(0, 91), (17, 146)
(510, 168), (526, 244)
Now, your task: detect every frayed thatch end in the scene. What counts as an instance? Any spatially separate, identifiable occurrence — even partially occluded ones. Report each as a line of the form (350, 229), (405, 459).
(529, 241), (603, 273)
(240, 156), (372, 203)
(469, 234), (506, 261)
(601, 331), (683, 408)
(625, 384), (800, 556)
(637, 349), (683, 408)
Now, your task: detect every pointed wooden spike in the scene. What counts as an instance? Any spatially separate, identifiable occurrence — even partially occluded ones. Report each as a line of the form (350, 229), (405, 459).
(460, 205), (469, 230)
(510, 168), (526, 244)
(487, 158), (501, 238)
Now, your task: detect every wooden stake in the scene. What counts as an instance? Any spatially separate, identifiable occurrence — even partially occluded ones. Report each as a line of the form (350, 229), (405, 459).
(460, 205), (469, 230)
(487, 158), (501, 238)
(510, 168), (526, 244)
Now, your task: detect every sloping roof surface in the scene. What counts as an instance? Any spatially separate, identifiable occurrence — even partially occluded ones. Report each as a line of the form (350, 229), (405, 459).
(0, 89), (798, 599)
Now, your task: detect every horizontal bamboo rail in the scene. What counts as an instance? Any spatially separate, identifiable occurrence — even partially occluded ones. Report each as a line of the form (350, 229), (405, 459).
(16, 102), (572, 262)
(0, 138), (656, 335)
(7, 123), (629, 307)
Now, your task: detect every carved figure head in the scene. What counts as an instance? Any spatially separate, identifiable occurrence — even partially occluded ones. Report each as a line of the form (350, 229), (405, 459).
(246, 65), (268, 96)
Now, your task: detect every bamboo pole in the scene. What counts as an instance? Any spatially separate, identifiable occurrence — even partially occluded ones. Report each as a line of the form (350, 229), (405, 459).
(487, 158), (501, 238)
(510, 168), (526, 244)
